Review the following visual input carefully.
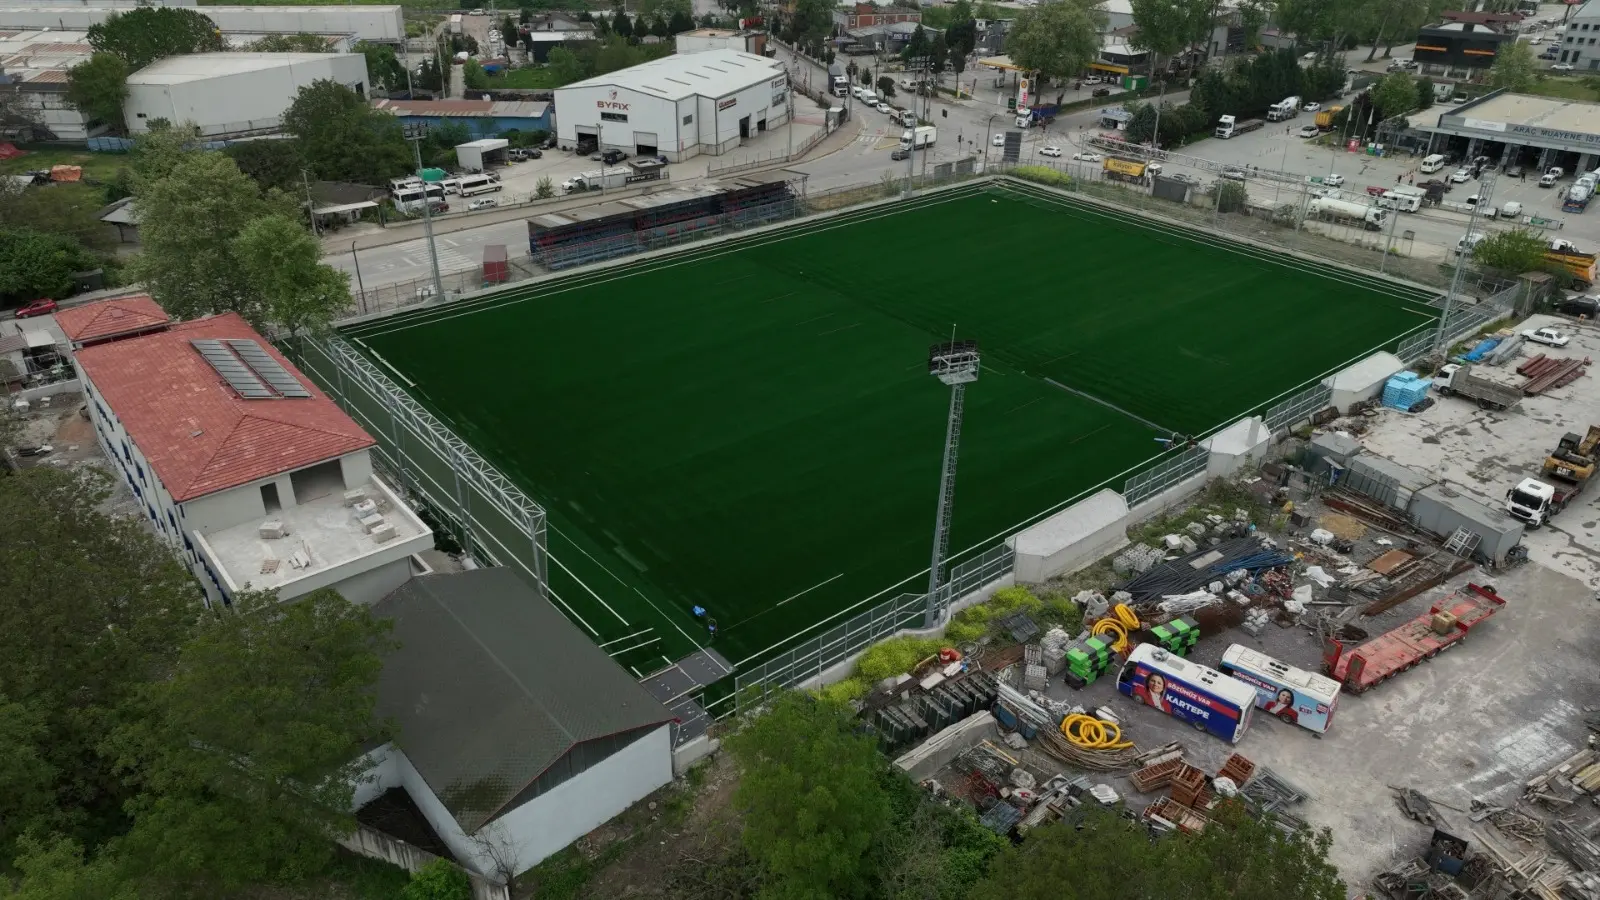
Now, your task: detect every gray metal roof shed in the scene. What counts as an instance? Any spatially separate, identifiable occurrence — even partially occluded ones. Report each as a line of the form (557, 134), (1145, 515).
(1340, 455), (1436, 513)
(1408, 482), (1524, 565)
(372, 569), (674, 834)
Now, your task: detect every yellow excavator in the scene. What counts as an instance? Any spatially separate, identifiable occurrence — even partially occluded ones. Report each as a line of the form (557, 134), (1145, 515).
(1543, 425), (1600, 484)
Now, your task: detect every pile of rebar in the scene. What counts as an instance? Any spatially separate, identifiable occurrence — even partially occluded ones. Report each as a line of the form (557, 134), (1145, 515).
(1117, 537), (1293, 603)
(1518, 354), (1590, 395)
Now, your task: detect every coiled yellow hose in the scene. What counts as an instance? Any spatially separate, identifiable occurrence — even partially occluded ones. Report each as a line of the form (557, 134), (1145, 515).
(1060, 713), (1133, 749)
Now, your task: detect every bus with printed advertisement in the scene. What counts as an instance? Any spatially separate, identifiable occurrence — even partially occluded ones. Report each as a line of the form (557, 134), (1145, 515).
(1218, 644), (1341, 736)
(1116, 644), (1258, 743)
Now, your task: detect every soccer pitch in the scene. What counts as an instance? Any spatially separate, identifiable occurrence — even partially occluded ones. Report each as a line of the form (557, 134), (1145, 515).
(343, 182), (1438, 675)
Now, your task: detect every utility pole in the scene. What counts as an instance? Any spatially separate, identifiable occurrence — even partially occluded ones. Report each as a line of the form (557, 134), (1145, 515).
(924, 338), (980, 626)
(302, 169), (320, 237)
(402, 122), (447, 303)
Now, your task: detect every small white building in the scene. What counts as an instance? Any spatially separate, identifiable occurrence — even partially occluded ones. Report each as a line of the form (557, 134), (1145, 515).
(552, 48), (789, 161)
(673, 27), (767, 56)
(69, 304), (432, 607)
(123, 51), (370, 137)
(356, 568), (676, 880)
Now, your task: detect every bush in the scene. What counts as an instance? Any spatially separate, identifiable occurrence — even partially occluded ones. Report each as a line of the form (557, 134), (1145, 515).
(1215, 180), (1248, 213)
(856, 636), (944, 682)
(817, 676), (869, 704)
(1011, 165), (1071, 187)
(402, 859), (471, 900)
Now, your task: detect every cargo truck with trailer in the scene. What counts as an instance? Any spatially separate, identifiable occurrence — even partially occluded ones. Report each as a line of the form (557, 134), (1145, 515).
(1322, 583), (1507, 693)
(1307, 197), (1387, 230)
(899, 125), (936, 150)
(1214, 115), (1263, 138)
(1505, 477), (1587, 527)
(828, 62), (849, 97)
(1434, 363), (1523, 410)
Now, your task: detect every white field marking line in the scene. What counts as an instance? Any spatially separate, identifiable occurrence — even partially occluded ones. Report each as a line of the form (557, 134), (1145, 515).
(661, 653), (674, 669)
(995, 182), (1441, 309)
(776, 572), (845, 609)
(634, 586), (705, 652)
(541, 518), (708, 652)
(299, 354), (598, 636)
(599, 627), (655, 648)
(548, 545), (629, 626)
(630, 665), (643, 677)
(606, 635), (661, 658)
(352, 189), (984, 339)
(355, 339), (417, 388)
(348, 186), (989, 336)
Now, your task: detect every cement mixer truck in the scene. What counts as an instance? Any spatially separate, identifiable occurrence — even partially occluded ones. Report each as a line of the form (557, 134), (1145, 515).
(1307, 197), (1387, 230)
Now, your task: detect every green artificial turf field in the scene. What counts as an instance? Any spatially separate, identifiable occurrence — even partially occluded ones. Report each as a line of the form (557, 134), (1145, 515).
(343, 183), (1438, 675)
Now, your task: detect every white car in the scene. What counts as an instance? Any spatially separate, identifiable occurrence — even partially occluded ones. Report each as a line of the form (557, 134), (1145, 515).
(1302, 101), (1321, 112)
(1072, 151), (1102, 162)
(468, 198), (499, 210)
(1449, 168), (1472, 183)
(1146, 162), (1163, 176)
(1083, 75), (1102, 85)
(876, 102), (892, 113)
(1553, 63), (1576, 71)
(1298, 124), (1320, 138)
(1524, 326), (1572, 347)
(1324, 173), (1344, 186)
(1221, 167), (1246, 180)
(1040, 145), (1063, 158)
(1541, 172), (1559, 187)
(992, 133), (1006, 146)
(1549, 166), (1566, 178)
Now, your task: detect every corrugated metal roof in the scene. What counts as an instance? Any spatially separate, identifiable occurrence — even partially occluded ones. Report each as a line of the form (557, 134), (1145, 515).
(372, 569), (674, 834)
(558, 47), (782, 101)
(370, 98), (549, 119)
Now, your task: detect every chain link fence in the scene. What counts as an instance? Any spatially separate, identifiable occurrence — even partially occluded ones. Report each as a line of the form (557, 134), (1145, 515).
(1123, 445), (1209, 508)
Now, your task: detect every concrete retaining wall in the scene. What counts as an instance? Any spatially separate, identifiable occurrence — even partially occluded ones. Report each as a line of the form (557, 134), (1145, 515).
(339, 825), (509, 900)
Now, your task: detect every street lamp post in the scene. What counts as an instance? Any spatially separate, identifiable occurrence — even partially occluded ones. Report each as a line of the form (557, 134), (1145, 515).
(350, 239), (368, 313)
(984, 112), (1000, 171)
(401, 122), (447, 303)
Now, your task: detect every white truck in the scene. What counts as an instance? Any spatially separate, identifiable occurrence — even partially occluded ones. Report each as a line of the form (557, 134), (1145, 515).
(1505, 477), (1585, 527)
(900, 125), (936, 150)
(828, 62), (849, 97)
(1307, 197), (1387, 230)
(1377, 185), (1425, 212)
(1267, 96), (1302, 121)
(561, 167), (632, 193)
(450, 13), (463, 33)
(1214, 115), (1264, 139)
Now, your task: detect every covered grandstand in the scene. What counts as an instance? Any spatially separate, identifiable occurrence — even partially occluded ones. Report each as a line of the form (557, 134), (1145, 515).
(527, 172), (805, 270)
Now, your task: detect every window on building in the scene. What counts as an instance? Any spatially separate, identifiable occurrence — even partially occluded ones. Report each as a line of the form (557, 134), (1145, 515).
(683, 114), (693, 125)
(601, 111), (628, 122)
(261, 482), (282, 514)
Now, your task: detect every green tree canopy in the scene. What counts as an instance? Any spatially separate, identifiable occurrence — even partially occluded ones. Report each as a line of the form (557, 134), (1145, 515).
(726, 693), (893, 899)
(1489, 39), (1537, 92)
(282, 79), (412, 185)
(357, 40), (407, 91)
(878, 75), (897, 98)
(65, 52), (129, 135)
(86, 7), (224, 71)
(1473, 227), (1550, 274)
(233, 215), (354, 336)
(223, 138), (306, 196)
(1129, 0), (1210, 66)
(0, 226), (97, 307)
(1372, 70), (1418, 120)
(1006, 0), (1106, 84)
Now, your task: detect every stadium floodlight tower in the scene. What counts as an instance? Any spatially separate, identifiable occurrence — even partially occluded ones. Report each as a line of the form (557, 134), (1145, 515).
(924, 339), (980, 627)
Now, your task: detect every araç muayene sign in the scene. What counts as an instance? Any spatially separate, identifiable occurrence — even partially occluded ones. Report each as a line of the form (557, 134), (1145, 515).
(1104, 157), (1146, 177)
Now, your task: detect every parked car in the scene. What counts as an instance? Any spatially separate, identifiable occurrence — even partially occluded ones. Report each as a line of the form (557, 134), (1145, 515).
(1302, 101), (1320, 112)
(876, 102), (892, 113)
(1083, 75), (1102, 85)
(992, 133), (1006, 146)
(1324, 173), (1344, 186)
(1072, 151), (1102, 162)
(601, 149), (628, 165)
(1553, 63), (1576, 71)
(1298, 124), (1320, 138)
(1091, 87), (1112, 97)
(1540, 172), (1559, 187)
(1501, 200), (1523, 217)
(1524, 326), (1572, 347)
(1549, 166), (1566, 177)
(1506, 164), (1525, 178)
(890, 148), (910, 160)
(468, 198), (499, 210)
(1465, 194), (1497, 218)
(13, 298), (56, 318)
(1450, 168), (1472, 183)
(1040, 145), (1064, 157)
(1221, 167), (1246, 180)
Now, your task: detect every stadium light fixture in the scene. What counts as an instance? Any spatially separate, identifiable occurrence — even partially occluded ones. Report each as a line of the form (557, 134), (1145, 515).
(925, 339), (980, 627)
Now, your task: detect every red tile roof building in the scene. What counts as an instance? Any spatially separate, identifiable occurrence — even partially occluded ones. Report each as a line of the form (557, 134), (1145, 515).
(54, 294), (171, 348)
(73, 312), (374, 502)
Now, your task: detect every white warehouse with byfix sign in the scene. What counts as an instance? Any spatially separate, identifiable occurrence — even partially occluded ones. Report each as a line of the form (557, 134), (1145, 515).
(551, 48), (789, 162)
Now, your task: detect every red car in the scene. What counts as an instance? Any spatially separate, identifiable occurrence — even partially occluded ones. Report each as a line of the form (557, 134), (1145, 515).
(14, 299), (57, 318)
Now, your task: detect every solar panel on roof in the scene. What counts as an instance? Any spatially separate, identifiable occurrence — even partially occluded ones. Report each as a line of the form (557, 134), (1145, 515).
(226, 339), (311, 398)
(191, 338), (274, 399)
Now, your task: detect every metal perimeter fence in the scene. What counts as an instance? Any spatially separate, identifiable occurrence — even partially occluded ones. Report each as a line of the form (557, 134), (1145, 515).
(731, 542), (1014, 713)
(291, 335), (552, 601)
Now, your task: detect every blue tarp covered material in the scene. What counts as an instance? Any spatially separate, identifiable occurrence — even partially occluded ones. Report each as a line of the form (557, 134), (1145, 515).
(1460, 337), (1502, 362)
(1382, 371), (1432, 410)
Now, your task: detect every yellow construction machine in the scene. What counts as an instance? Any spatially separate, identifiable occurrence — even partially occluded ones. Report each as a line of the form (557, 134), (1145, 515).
(1544, 425), (1600, 484)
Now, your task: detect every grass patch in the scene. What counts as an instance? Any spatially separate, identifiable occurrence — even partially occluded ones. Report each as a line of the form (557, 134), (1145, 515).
(1525, 76), (1600, 103)
(0, 145), (129, 182)
(485, 67), (568, 90)
(1126, 478), (1262, 548)
(523, 843), (631, 900)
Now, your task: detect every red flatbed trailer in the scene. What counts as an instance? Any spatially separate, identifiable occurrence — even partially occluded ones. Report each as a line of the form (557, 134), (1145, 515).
(1322, 583), (1506, 694)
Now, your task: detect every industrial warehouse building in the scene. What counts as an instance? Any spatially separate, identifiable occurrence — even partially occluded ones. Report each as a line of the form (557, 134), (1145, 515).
(123, 51), (369, 137)
(1402, 90), (1600, 179)
(552, 48), (789, 161)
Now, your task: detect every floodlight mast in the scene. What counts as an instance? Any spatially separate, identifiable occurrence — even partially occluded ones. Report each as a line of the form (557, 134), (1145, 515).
(925, 339), (980, 627)
(402, 122), (448, 304)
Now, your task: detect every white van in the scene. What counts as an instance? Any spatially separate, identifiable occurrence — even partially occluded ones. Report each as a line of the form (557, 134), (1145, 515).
(860, 90), (878, 105)
(1420, 153), (1447, 174)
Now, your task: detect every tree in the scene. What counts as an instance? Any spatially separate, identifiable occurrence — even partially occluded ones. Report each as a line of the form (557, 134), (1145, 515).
(0, 179), (117, 253)
(105, 589), (395, 892)
(0, 226), (96, 307)
(128, 127), (298, 325)
(1373, 70), (1417, 120)
(930, 32), (949, 75)
(786, 0), (834, 54)
(1473, 227), (1551, 274)
(282, 79), (412, 185)
(1007, 0), (1106, 85)
(86, 7), (224, 71)
(972, 804), (1344, 900)
(223, 138), (305, 196)
(726, 693), (892, 900)
(878, 75), (897, 98)
(547, 46), (587, 84)
(535, 175), (555, 198)
(861, 67), (874, 87)
(232, 216), (353, 337)
(65, 53), (129, 135)
(613, 10), (633, 39)
(248, 33), (330, 52)
(650, 15), (670, 37)
(1489, 39), (1538, 92)
(402, 859), (472, 900)
(0, 466), (201, 862)
(903, 25), (931, 63)
(464, 58), (489, 90)
(1129, 0), (1210, 71)
(1415, 75), (1435, 109)
(1216, 179), (1248, 213)
(357, 41), (408, 92)
(500, 14), (517, 40)
(669, 9), (695, 34)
